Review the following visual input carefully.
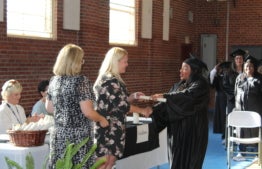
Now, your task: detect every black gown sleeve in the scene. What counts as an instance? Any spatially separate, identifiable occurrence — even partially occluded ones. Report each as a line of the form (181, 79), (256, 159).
(151, 77), (210, 132)
(164, 78), (210, 121)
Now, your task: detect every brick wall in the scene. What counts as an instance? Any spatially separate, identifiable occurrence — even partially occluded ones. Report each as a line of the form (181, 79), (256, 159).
(0, 0), (261, 114)
(195, 0), (262, 108)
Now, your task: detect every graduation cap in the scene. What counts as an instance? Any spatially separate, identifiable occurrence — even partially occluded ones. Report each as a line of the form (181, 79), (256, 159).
(184, 54), (208, 75)
(218, 61), (232, 69)
(230, 49), (246, 58)
(244, 55), (258, 67)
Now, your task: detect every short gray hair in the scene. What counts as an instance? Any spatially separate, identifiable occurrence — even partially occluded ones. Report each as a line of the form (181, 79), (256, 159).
(1, 79), (23, 100)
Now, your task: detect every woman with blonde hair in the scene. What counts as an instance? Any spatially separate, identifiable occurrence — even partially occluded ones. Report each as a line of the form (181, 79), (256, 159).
(0, 79), (41, 134)
(45, 44), (109, 168)
(93, 47), (152, 169)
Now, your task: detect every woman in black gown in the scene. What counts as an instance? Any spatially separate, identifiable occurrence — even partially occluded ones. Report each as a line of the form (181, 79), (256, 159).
(151, 57), (210, 169)
(222, 49), (245, 114)
(233, 55), (262, 161)
(209, 61), (231, 143)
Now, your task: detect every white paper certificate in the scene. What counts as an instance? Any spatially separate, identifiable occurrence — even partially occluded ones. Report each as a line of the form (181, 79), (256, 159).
(136, 124), (149, 143)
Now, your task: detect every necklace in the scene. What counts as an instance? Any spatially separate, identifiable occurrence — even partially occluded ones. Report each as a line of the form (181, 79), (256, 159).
(6, 103), (22, 124)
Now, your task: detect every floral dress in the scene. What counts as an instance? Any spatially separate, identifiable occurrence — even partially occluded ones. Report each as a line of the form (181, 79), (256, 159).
(47, 75), (95, 169)
(94, 74), (130, 159)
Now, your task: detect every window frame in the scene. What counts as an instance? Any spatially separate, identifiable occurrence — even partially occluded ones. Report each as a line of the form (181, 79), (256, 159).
(109, 0), (138, 46)
(6, 0), (57, 40)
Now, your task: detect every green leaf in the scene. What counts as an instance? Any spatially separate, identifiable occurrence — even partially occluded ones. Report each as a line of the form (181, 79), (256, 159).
(81, 144), (97, 164)
(26, 152), (35, 169)
(71, 137), (89, 157)
(64, 143), (74, 168)
(55, 159), (65, 169)
(5, 156), (23, 169)
(90, 157), (107, 169)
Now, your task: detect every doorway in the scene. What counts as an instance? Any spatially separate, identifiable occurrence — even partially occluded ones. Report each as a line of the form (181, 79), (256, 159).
(201, 34), (217, 71)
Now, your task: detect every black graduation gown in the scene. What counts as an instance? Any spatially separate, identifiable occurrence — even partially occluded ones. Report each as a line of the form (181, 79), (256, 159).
(235, 73), (262, 114)
(152, 76), (210, 169)
(234, 73), (262, 150)
(210, 73), (227, 134)
(222, 70), (239, 113)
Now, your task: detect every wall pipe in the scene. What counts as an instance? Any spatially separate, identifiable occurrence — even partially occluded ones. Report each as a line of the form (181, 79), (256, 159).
(225, 0), (230, 61)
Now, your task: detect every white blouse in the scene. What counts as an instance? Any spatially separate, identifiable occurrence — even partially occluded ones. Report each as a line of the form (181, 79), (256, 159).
(0, 101), (26, 134)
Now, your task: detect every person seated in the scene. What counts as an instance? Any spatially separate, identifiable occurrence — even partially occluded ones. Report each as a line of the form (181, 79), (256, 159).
(0, 79), (42, 134)
(31, 80), (50, 116)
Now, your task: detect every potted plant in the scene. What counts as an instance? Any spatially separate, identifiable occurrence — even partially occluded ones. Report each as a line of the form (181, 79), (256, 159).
(5, 137), (106, 169)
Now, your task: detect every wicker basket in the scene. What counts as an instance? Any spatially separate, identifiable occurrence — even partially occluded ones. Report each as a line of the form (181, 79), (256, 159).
(7, 130), (48, 147)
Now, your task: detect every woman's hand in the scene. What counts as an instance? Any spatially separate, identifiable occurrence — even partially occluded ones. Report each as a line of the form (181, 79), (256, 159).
(99, 117), (109, 128)
(26, 114), (43, 123)
(151, 93), (163, 101)
(128, 92), (145, 102)
(141, 106), (153, 117)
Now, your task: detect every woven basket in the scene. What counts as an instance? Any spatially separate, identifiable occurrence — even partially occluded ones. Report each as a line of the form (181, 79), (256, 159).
(7, 130), (48, 147)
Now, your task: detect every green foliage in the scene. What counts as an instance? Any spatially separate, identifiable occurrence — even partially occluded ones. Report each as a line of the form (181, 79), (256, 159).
(5, 156), (23, 169)
(5, 137), (106, 169)
(25, 152), (34, 169)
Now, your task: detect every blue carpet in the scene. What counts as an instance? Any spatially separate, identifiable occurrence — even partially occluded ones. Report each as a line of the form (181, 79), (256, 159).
(203, 122), (255, 169)
(150, 115), (255, 169)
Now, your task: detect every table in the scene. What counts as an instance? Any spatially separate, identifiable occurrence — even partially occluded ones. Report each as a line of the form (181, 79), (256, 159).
(115, 117), (168, 169)
(0, 143), (49, 169)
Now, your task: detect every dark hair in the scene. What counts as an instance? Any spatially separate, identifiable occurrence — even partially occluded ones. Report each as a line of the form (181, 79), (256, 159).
(183, 56), (208, 84)
(184, 57), (208, 76)
(37, 80), (49, 93)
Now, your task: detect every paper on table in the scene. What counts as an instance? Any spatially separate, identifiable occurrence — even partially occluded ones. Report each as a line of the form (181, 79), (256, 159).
(136, 124), (149, 143)
(139, 96), (166, 102)
(133, 112), (139, 124)
(126, 116), (152, 122)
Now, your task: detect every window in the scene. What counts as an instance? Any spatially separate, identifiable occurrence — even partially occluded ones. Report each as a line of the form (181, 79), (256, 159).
(7, 0), (56, 39)
(109, 0), (136, 45)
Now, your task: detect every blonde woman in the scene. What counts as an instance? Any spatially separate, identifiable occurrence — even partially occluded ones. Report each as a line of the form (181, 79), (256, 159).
(45, 44), (109, 169)
(93, 47), (152, 169)
(0, 79), (41, 134)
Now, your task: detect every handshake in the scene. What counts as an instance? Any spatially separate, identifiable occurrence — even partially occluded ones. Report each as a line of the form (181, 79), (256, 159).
(128, 92), (166, 118)
(130, 92), (166, 103)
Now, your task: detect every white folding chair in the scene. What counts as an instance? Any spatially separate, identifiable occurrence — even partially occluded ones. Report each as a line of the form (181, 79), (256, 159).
(226, 110), (262, 169)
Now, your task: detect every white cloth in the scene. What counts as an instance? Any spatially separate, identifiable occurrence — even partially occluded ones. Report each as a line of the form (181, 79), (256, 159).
(0, 101), (26, 134)
(0, 143), (49, 169)
(209, 67), (217, 84)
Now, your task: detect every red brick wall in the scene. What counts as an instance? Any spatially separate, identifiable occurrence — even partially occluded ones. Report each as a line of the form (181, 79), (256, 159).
(0, 0), (261, 114)
(194, 0), (262, 108)
(195, 0), (262, 61)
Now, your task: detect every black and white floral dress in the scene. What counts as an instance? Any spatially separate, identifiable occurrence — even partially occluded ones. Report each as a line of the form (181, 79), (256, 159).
(94, 74), (130, 159)
(47, 75), (95, 169)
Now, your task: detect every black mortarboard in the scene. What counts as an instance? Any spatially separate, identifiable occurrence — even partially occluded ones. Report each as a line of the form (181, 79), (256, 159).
(184, 54), (208, 75)
(230, 49), (246, 58)
(244, 55), (258, 67)
(218, 61), (232, 69)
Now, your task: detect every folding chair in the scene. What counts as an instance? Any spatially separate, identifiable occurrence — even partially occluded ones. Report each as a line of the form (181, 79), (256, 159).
(226, 110), (262, 169)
